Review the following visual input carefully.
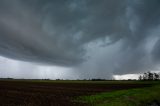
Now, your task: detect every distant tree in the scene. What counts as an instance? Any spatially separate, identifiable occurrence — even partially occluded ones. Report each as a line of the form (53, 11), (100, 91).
(154, 73), (159, 80)
(143, 72), (148, 80)
(139, 75), (142, 80)
(139, 71), (159, 81)
(91, 78), (106, 81)
(148, 71), (154, 80)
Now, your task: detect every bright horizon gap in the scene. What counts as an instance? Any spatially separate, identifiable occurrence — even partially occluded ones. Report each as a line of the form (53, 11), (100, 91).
(1, 56), (160, 80)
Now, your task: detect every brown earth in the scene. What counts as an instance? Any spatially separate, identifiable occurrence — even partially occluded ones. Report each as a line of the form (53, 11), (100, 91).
(0, 80), (151, 106)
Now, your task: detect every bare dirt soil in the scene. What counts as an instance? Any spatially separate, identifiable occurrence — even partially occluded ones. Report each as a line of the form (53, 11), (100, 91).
(0, 80), (151, 106)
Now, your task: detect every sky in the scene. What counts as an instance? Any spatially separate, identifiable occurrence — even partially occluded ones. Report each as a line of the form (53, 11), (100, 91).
(0, 0), (160, 79)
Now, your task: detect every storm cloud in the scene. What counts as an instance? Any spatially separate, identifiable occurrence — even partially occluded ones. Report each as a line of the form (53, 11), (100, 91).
(0, 0), (160, 78)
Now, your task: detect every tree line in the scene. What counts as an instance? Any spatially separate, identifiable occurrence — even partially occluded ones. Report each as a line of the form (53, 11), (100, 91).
(139, 71), (160, 80)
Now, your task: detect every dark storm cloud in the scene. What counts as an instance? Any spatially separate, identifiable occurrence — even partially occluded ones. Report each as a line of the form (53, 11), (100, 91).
(112, 0), (160, 74)
(75, 0), (160, 76)
(0, 0), (160, 75)
(0, 0), (127, 66)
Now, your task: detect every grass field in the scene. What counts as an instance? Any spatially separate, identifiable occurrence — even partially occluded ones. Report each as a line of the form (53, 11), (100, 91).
(76, 81), (160, 106)
(0, 80), (159, 106)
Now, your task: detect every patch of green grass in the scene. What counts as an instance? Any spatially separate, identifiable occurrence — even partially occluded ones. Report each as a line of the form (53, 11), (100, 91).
(76, 82), (160, 106)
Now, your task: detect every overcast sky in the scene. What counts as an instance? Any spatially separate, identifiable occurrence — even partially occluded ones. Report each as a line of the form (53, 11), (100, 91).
(0, 0), (160, 79)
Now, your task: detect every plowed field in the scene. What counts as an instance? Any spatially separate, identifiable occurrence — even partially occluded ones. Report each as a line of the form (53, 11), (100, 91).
(0, 80), (151, 106)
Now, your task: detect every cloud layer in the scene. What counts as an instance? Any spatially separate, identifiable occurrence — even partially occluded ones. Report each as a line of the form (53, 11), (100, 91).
(0, 0), (160, 77)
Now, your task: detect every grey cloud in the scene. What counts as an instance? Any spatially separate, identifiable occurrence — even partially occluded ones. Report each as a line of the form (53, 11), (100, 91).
(75, 0), (160, 76)
(0, 0), (128, 66)
(152, 39), (160, 63)
(0, 0), (160, 76)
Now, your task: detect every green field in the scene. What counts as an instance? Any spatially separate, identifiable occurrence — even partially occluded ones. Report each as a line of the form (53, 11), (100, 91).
(76, 81), (160, 106)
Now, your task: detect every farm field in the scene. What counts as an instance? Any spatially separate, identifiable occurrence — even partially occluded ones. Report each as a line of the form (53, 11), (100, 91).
(77, 81), (160, 106)
(0, 80), (157, 106)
